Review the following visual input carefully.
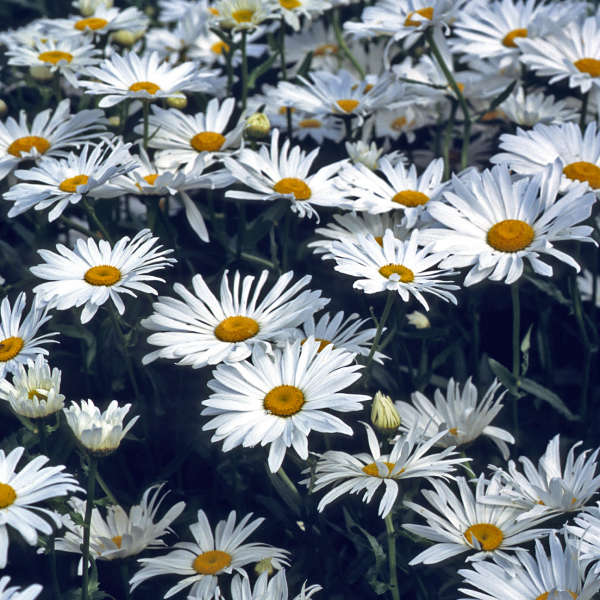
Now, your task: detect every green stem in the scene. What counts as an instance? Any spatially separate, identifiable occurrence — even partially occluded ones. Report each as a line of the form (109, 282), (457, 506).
(110, 308), (140, 399)
(364, 293), (396, 388)
(60, 215), (94, 238)
(142, 100), (150, 150)
(332, 8), (366, 79)
(236, 201), (246, 258)
(240, 30), (248, 111)
(580, 90), (589, 131)
(277, 467), (301, 501)
(384, 513), (400, 600)
(278, 17), (293, 139)
(442, 100), (457, 179)
(81, 455), (97, 600)
(38, 418), (49, 456)
(49, 534), (62, 600)
(511, 283), (520, 381)
(95, 470), (118, 505)
(120, 562), (130, 600)
(81, 196), (111, 242)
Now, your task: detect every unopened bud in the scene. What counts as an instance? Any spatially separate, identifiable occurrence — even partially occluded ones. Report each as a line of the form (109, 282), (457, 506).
(29, 65), (53, 81)
(112, 29), (140, 47)
(78, 0), (113, 17)
(255, 557), (274, 576)
(107, 116), (120, 128)
(167, 95), (187, 109)
(371, 391), (401, 432)
(0, 99), (7, 117)
(245, 112), (270, 140)
(406, 311), (430, 329)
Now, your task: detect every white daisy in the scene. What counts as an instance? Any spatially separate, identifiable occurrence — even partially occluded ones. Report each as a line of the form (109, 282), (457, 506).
(272, 0), (331, 32)
(158, 0), (211, 23)
(423, 161), (596, 287)
(0, 446), (80, 569)
(141, 269), (328, 369)
(201, 338), (370, 473)
(0, 355), (65, 419)
(79, 51), (219, 108)
(215, 0), (276, 31)
(0, 576), (42, 600)
(395, 377), (515, 460)
(403, 474), (551, 565)
(30, 229), (176, 324)
(309, 422), (468, 518)
(223, 128), (349, 220)
(218, 569), (321, 600)
(55, 483), (185, 564)
(4, 139), (137, 222)
(459, 531), (600, 600)
(329, 229), (459, 311)
(0, 99), (107, 182)
(63, 398), (139, 455)
(567, 504), (600, 570)
(129, 509), (289, 599)
(484, 434), (600, 519)
(0, 293), (57, 379)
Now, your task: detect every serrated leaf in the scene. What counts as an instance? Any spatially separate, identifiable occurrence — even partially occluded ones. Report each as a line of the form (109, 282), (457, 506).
(518, 377), (579, 421)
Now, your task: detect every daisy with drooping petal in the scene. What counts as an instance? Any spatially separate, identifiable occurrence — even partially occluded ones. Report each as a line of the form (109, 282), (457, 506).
(309, 422), (468, 518)
(329, 229), (459, 311)
(0, 293), (57, 379)
(4, 140), (137, 222)
(129, 509), (289, 600)
(55, 483), (185, 565)
(0, 355), (65, 419)
(79, 51), (219, 108)
(224, 128), (349, 220)
(217, 569), (321, 600)
(0, 99), (107, 182)
(458, 531), (600, 600)
(484, 434), (600, 519)
(395, 377), (515, 460)
(424, 161), (596, 287)
(63, 399), (139, 455)
(141, 269), (328, 369)
(202, 338), (370, 473)
(492, 121), (600, 193)
(30, 229), (175, 324)
(403, 474), (551, 565)
(0, 446), (81, 569)
(0, 577), (42, 600)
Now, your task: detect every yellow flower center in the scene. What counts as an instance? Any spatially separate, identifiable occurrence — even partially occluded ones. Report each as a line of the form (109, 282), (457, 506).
(502, 28), (528, 47)
(190, 131), (226, 152)
(0, 483), (17, 509)
(487, 219), (535, 252)
(535, 591), (577, 600)
(264, 385), (305, 417)
(38, 50), (74, 64)
(59, 174), (89, 193)
(378, 264), (415, 282)
(563, 161), (600, 188)
(314, 44), (338, 56)
(192, 550), (232, 574)
(232, 9), (254, 22)
(449, 427), (458, 435)
(278, 106), (296, 114)
(481, 109), (505, 121)
(214, 316), (259, 343)
(128, 81), (161, 95)
(143, 173), (159, 185)
(273, 177), (312, 200)
(391, 116), (408, 131)
(336, 99), (360, 113)
(464, 523), (504, 551)
(211, 40), (230, 54)
(209, 7), (219, 15)
(374, 236), (384, 246)
(574, 58), (600, 77)
(280, 0), (301, 8)
(362, 461), (403, 478)
(404, 6), (434, 27)
(75, 17), (109, 31)
(7, 135), (51, 157)
(84, 265), (122, 286)
(300, 337), (331, 352)
(0, 337), (24, 362)
(112, 535), (122, 548)
(392, 190), (429, 207)
(298, 118), (323, 129)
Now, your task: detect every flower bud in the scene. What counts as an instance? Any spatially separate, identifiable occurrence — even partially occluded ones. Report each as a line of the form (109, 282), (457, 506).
(245, 112), (270, 140)
(0, 99), (7, 117)
(29, 65), (53, 81)
(255, 557), (274, 576)
(78, 0), (113, 17)
(112, 29), (141, 47)
(167, 95), (187, 109)
(406, 311), (430, 329)
(108, 115), (120, 128)
(370, 391), (401, 432)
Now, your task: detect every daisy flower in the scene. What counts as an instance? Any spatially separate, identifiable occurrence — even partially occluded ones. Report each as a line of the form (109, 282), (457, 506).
(158, 0), (210, 23)
(338, 157), (446, 228)
(218, 569), (321, 600)
(0, 576), (42, 600)
(129, 509), (289, 599)
(291, 113), (345, 144)
(79, 51), (219, 108)
(567, 504), (600, 569)
(424, 161), (596, 287)
(0, 446), (80, 569)
(484, 434), (600, 519)
(0, 355), (65, 419)
(309, 422), (468, 518)
(201, 338), (370, 473)
(4, 140), (137, 222)
(63, 399), (139, 455)
(329, 229), (459, 311)
(395, 377), (515, 460)
(458, 531), (600, 600)
(272, 0), (331, 32)
(492, 121), (600, 193)
(142, 269), (327, 369)
(223, 129), (349, 220)
(215, 0), (276, 31)
(30, 229), (175, 324)
(371, 391), (402, 431)
(0, 293), (57, 379)
(0, 99), (107, 182)
(144, 99), (243, 170)
(55, 483), (185, 565)
(403, 475), (551, 565)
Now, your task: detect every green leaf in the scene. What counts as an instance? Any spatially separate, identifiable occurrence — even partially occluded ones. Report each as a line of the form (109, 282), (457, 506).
(57, 323), (97, 369)
(487, 358), (520, 396)
(525, 275), (571, 306)
(295, 51), (314, 80)
(248, 53), (279, 90)
(484, 80), (516, 114)
(518, 377), (579, 421)
(520, 324), (533, 376)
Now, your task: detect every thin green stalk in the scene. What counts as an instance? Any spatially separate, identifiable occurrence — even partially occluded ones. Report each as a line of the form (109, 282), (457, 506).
(364, 293), (396, 388)
(278, 18), (293, 139)
(60, 215), (94, 238)
(53, 73), (62, 103)
(580, 90), (589, 131)
(384, 513), (400, 600)
(95, 470), (118, 505)
(81, 455), (97, 600)
(236, 200), (246, 258)
(81, 196), (111, 242)
(120, 562), (130, 600)
(240, 30), (249, 110)
(38, 418), (49, 456)
(110, 308), (140, 399)
(343, 116), (354, 141)
(332, 8), (366, 79)
(442, 100), (457, 179)
(142, 100), (150, 149)
(426, 28), (471, 170)
(277, 467), (301, 501)
(511, 283), (520, 437)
